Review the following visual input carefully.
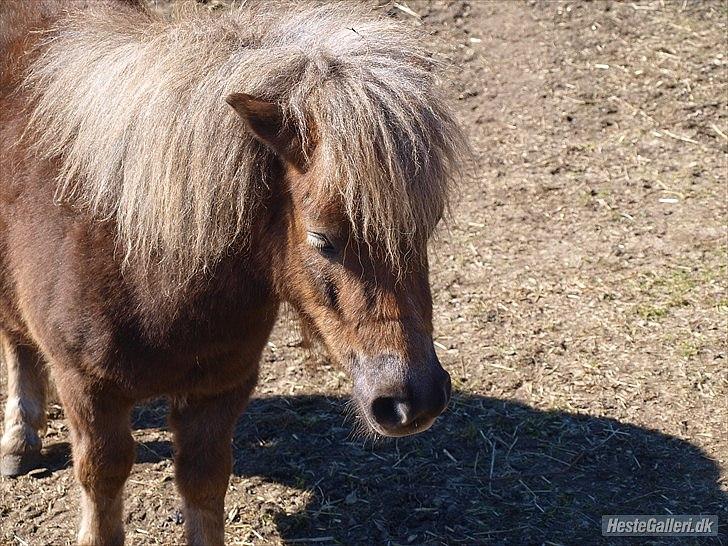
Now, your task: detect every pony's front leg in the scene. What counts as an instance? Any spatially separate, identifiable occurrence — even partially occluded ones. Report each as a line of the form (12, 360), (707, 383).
(0, 332), (48, 477)
(170, 382), (256, 546)
(57, 376), (135, 546)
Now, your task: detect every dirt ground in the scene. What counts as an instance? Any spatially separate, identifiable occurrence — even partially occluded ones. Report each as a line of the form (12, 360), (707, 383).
(1, 0), (726, 545)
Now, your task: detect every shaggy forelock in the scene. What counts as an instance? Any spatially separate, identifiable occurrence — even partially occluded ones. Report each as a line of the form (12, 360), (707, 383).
(24, 1), (467, 280)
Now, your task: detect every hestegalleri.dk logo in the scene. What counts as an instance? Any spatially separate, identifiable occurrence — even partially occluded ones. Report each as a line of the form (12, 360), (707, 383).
(602, 515), (718, 536)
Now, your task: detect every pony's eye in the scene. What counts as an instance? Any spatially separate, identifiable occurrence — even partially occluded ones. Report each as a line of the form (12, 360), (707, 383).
(306, 232), (336, 254)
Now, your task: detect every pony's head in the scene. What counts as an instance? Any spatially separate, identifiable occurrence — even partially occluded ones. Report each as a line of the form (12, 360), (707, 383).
(227, 63), (464, 437)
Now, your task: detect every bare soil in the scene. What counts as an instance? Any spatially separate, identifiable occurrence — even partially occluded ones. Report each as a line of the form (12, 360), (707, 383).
(1, 1), (726, 545)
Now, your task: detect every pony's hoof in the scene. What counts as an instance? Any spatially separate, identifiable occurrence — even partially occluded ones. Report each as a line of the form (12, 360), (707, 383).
(0, 450), (41, 477)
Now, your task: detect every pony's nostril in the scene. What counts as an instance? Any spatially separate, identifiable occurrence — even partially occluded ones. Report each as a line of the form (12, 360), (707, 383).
(371, 397), (410, 428)
(394, 400), (411, 424)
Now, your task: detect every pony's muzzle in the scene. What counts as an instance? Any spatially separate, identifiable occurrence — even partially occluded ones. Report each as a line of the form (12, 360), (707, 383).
(354, 354), (451, 437)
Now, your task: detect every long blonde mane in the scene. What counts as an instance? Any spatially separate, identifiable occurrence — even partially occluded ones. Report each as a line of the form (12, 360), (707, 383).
(24, 1), (467, 279)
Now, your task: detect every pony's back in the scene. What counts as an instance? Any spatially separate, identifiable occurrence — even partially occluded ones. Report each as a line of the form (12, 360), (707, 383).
(0, 1), (58, 78)
(0, 0), (143, 85)
(0, 0), (62, 46)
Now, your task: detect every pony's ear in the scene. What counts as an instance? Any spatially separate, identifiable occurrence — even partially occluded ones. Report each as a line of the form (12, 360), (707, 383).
(226, 92), (305, 170)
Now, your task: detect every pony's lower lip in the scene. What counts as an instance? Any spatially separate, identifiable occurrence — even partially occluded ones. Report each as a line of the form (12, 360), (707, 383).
(364, 414), (436, 438)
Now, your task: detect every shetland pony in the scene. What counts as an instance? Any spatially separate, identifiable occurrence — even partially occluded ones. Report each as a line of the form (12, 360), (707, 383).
(0, 0), (467, 544)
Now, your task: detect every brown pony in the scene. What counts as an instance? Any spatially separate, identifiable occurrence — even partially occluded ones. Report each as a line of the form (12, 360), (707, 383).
(0, 0), (467, 544)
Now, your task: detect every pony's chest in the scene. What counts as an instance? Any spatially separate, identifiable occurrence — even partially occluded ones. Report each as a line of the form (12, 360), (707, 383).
(110, 289), (279, 397)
